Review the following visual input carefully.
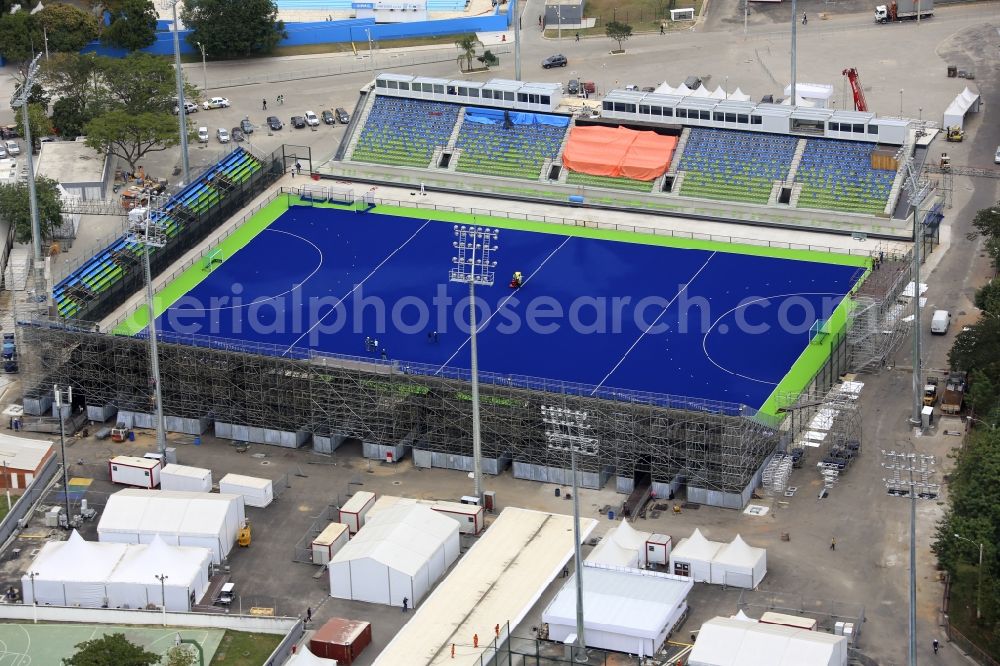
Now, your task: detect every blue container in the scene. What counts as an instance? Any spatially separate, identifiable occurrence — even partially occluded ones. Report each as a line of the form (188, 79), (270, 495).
(607, 509), (615, 520)
(568, 195), (585, 204)
(554, 487), (560, 497)
(193, 436), (201, 446)
(127, 431), (135, 442)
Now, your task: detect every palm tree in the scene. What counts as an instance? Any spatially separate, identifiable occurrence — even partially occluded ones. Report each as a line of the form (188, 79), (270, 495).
(455, 34), (483, 72)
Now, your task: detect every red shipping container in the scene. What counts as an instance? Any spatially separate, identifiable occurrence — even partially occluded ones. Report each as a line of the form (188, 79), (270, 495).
(309, 618), (372, 664)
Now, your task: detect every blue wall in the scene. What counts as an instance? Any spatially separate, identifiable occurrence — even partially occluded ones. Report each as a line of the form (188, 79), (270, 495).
(80, 0), (513, 57)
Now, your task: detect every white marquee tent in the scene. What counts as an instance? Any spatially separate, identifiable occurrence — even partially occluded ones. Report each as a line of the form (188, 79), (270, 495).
(710, 535), (767, 589)
(329, 503), (459, 608)
(669, 529), (723, 582)
(729, 87), (751, 102)
(21, 531), (126, 606)
(543, 564), (693, 658)
(285, 649), (338, 665)
(689, 617), (848, 666)
(105, 536), (211, 611)
(97, 489), (246, 564)
(942, 87), (981, 130)
(586, 520), (651, 568)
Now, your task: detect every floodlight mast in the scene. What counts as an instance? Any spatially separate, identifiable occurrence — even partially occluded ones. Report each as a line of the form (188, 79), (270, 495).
(162, 0), (190, 183)
(11, 54), (44, 276)
(542, 406), (597, 664)
(449, 225), (499, 502)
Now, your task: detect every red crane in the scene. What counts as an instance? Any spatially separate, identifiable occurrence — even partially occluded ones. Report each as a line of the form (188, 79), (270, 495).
(842, 68), (868, 112)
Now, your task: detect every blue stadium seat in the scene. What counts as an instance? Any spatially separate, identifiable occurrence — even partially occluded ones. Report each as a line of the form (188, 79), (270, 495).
(352, 96), (461, 167)
(795, 138), (894, 215)
(454, 109), (568, 179)
(678, 128), (797, 204)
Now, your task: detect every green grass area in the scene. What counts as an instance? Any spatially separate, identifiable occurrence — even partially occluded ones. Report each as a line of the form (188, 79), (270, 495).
(180, 35), (462, 63)
(0, 624), (224, 663)
(544, 0), (702, 38)
(209, 631), (283, 666)
(949, 565), (1000, 661)
(0, 496), (14, 523)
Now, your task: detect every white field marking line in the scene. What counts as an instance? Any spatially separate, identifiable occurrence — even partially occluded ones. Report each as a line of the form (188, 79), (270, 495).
(15, 625), (30, 666)
(591, 251), (718, 395)
(700, 291), (846, 385)
(176, 229), (324, 312)
(434, 236), (572, 375)
(281, 220), (431, 356)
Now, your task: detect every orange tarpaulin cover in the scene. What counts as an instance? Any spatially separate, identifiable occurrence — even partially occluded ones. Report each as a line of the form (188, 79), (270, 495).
(562, 125), (677, 181)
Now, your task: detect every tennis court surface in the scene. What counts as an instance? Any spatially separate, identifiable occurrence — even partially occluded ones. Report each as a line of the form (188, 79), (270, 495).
(123, 199), (868, 414)
(0, 623), (223, 664)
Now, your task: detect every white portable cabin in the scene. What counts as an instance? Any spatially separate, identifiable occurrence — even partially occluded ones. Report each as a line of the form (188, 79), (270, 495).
(312, 522), (350, 566)
(108, 456), (161, 489)
(218, 473), (274, 508)
(339, 491), (376, 534)
(709, 534), (767, 589)
(760, 611), (818, 630)
(160, 464), (212, 493)
(669, 528), (723, 582)
(646, 534), (672, 565)
(431, 500), (483, 534)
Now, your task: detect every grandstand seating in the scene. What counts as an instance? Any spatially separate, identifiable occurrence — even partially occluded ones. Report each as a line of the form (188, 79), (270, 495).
(678, 129), (797, 204)
(795, 138), (894, 215)
(53, 148), (263, 319)
(455, 115), (567, 180)
(565, 171), (652, 192)
(276, 0), (467, 9)
(352, 97), (461, 168)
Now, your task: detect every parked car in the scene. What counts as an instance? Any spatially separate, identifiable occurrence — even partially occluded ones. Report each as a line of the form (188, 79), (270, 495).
(321, 110), (335, 125)
(173, 101), (199, 115)
(216, 128), (230, 143)
(240, 118), (254, 134)
(567, 79), (580, 95)
(334, 107), (350, 124)
(5, 140), (19, 156)
(641, 86), (656, 92)
(266, 116), (283, 130)
(542, 54), (567, 69)
(290, 115), (306, 129)
(0, 146), (6, 159)
(202, 97), (231, 110)
(231, 127), (245, 142)
(197, 127), (209, 143)
(304, 111), (320, 127)
(995, 145), (1000, 164)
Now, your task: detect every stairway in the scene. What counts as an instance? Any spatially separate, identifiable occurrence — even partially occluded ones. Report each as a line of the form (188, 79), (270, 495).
(446, 107), (467, 150)
(788, 183), (804, 208)
(669, 127), (692, 171)
(343, 93), (378, 161)
(883, 135), (914, 216)
(785, 138), (808, 182)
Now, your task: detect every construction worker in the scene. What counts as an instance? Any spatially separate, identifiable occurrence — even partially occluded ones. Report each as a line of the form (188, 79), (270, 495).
(510, 271), (523, 288)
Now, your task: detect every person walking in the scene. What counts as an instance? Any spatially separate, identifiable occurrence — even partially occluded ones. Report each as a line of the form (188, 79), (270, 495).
(262, 98), (267, 110)
(660, 23), (665, 35)
(932, 639), (939, 654)
(575, 32), (580, 41)
(402, 597), (409, 612)
(830, 537), (836, 551)
(306, 607), (312, 623)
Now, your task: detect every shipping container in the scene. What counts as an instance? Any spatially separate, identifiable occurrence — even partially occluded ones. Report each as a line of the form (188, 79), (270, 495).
(432, 500), (484, 534)
(309, 617), (372, 664)
(218, 473), (274, 508)
(339, 491), (375, 534)
(312, 522), (350, 565)
(646, 533), (672, 565)
(108, 456), (161, 489)
(160, 464), (212, 493)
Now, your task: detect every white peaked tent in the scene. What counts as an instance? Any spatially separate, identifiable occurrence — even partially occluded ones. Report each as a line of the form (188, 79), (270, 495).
(285, 648), (338, 665)
(587, 520), (652, 568)
(669, 528), (723, 582)
(690, 84), (712, 98)
(654, 82), (675, 95)
(21, 531), (126, 606)
(105, 536), (211, 611)
(731, 609), (756, 622)
(674, 83), (692, 96)
(729, 87), (751, 102)
(709, 86), (728, 99)
(710, 534), (767, 589)
(329, 504), (459, 608)
(942, 87), (981, 130)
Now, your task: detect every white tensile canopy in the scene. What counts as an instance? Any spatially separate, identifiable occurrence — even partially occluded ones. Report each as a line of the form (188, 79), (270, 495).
(669, 528), (723, 582)
(690, 84), (712, 98)
(586, 520), (652, 568)
(284, 648), (339, 665)
(21, 531), (126, 606)
(942, 87), (981, 130)
(729, 87), (752, 101)
(654, 82), (675, 95)
(710, 534), (767, 588)
(709, 86), (728, 99)
(105, 535), (211, 611)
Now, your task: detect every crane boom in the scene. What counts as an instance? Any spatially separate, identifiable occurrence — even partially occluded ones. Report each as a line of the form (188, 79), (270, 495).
(842, 68), (868, 113)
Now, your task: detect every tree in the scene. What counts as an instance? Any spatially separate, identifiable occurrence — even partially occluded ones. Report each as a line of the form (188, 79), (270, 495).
(0, 177), (64, 245)
(181, 0), (286, 58)
(605, 20), (632, 52)
(36, 3), (101, 54)
(478, 50), (499, 69)
(101, 0), (158, 51)
(968, 205), (1000, 264)
(164, 645), (197, 666)
(41, 53), (105, 117)
(455, 34), (482, 72)
(0, 11), (42, 65)
(98, 53), (180, 115)
(84, 110), (180, 172)
(51, 97), (94, 138)
(64, 632), (159, 666)
(14, 103), (54, 148)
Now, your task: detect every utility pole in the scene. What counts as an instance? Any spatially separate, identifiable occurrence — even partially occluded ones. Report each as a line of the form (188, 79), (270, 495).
(953, 533), (983, 620)
(790, 0), (797, 106)
(196, 42), (208, 95)
(514, 0), (521, 80)
(53, 385), (74, 527)
(162, 0), (190, 183)
(11, 55), (43, 279)
(901, 158), (930, 426)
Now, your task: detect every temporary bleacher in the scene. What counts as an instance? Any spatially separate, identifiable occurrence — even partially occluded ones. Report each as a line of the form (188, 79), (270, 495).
(53, 148), (263, 319)
(565, 172), (652, 192)
(678, 128), (797, 204)
(794, 138), (895, 215)
(352, 96), (461, 168)
(455, 108), (569, 180)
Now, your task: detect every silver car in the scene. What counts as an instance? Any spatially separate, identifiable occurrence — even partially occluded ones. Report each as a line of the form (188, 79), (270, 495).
(4, 140), (19, 156)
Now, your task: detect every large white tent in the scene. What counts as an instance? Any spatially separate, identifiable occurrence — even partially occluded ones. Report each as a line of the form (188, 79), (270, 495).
(543, 564), (692, 658)
(942, 87), (981, 130)
(21, 531), (126, 606)
(329, 503), (459, 608)
(98, 489), (246, 564)
(710, 535), (767, 589)
(105, 536), (211, 611)
(586, 520), (651, 568)
(669, 529), (723, 582)
(689, 617), (847, 666)
(285, 649), (338, 665)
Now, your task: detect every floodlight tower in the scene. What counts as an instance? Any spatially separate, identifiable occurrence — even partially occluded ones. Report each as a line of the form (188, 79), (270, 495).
(54, 385), (74, 527)
(10, 54), (44, 276)
(449, 225), (499, 502)
(882, 449), (939, 666)
(901, 158), (931, 426)
(162, 0), (190, 183)
(126, 203), (169, 458)
(542, 406), (597, 664)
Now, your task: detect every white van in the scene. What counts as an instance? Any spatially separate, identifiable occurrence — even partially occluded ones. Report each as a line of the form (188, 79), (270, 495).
(197, 126), (209, 143)
(930, 309), (951, 335)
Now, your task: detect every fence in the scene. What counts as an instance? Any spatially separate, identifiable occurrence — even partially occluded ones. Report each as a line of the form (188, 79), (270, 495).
(292, 503), (340, 564)
(947, 623), (1000, 666)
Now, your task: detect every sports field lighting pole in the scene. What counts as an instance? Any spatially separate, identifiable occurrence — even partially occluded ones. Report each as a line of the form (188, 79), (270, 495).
(196, 42), (208, 95)
(11, 54), (43, 277)
(365, 29), (376, 73)
(163, 0), (190, 184)
(790, 0), (797, 106)
(899, 88), (904, 116)
(953, 533), (983, 620)
(28, 571), (38, 623)
(53, 385), (74, 527)
(449, 225), (499, 503)
(126, 203), (168, 459)
(542, 406), (596, 664)
(514, 0), (521, 80)
(882, 449), (939, 666)
(155, 573), (169, 625)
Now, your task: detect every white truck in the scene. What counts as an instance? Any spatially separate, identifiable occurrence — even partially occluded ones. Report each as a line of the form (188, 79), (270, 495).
(875, 0), (933, 23)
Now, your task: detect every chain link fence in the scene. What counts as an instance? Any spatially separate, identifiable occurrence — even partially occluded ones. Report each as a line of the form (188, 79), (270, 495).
(292, 503), (340, 564)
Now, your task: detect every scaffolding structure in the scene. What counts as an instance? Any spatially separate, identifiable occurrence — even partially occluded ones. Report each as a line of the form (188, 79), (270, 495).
(847, 247), (913, 372)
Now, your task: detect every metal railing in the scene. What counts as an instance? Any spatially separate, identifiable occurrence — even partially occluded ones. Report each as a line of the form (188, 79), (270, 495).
(947, 623), (1000, 666)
